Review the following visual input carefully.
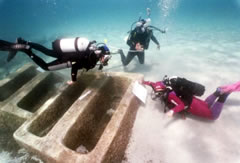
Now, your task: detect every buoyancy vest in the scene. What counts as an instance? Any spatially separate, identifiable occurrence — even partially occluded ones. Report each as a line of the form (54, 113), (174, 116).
(127, 29), (152, 49)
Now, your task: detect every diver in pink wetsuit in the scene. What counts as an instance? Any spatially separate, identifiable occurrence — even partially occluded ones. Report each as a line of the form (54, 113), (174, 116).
(143, 77), (239, 120)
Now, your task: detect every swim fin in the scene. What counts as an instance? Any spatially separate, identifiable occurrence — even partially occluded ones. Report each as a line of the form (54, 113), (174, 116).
(6, 37), (30, 62)
(7, 51), (17, 62)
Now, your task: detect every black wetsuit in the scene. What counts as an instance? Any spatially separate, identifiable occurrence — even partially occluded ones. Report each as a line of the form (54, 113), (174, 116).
(120, 28), (159, 66)
(0, 39), (99, 81)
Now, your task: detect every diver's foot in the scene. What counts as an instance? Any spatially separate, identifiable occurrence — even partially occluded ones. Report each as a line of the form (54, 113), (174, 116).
(11, 44), (30, 50)
(6, 38), (30, 62)
(218, 93), (230, 103)
(219, 86), (230, 94)
(215, 87), (225, 96)
(16, 37), (28, 45)
(220, 82), (240, 94)
(213, 87), (224, 97)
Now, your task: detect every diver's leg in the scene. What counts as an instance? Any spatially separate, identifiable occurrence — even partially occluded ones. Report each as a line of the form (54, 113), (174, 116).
(24, 50), (50, 70)
(17, 38), (58, 58)
(205, 88), (223, 107)
(121, 50), (136, 66)
(136, 51), (145, 64)
(124, 51), (136, 66)
(210, 93), (230, 120)
(28, 42), (58, 58)
(118, 49), (127, 65)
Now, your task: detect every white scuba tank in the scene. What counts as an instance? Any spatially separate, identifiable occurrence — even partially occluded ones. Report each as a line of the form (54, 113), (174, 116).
(59, 37), (90, 53)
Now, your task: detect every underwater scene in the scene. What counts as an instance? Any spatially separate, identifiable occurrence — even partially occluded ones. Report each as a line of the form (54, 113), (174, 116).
(0, 0), (240, 162)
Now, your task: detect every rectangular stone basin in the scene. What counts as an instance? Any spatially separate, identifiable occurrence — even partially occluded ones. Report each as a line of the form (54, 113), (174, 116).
(63, 75), (130, 153)
(27, 73), (99, 137)
(17, 73), (65, 113)
(0, 64), (39, 103)
(0, 63), (67, 131)
(0, 63), (68, 163)
(14, 72), (143, 163)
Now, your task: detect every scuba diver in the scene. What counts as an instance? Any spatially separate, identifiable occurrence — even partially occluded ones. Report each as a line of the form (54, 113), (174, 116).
(119, 8), (166, 66)
(143, 76), (239, 120)
(0, 37), (111, 85)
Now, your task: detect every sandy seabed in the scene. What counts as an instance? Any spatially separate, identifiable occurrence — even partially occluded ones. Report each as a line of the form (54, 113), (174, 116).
(0, 24), (240, 163)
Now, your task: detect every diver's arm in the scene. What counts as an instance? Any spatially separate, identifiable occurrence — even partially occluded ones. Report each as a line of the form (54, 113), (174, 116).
(149, 26), (166, 33)
(142, 80), (155, 87)
(127, 31), (136, 47)
(168, 92), (185, 113)
(159, 29), (166, 33)
(150, 35), (160, 46)
(127, 38), (134, 47)
(67, 66), (78, 85)
(110, 50), (121, 54)
(71, 64), (78, 82)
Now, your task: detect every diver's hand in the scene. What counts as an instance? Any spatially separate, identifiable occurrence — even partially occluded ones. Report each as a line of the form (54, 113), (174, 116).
(135, 43), (143, 51)
(67, 80), (75, 85)
(157, 44), (160, 50)
(161, 28), (167, 34)
(166, 110), (174, 117)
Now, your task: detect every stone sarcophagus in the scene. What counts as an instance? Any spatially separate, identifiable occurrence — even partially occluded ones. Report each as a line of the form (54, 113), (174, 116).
(0, 63), (66, 131)
(12, 68), (143, 162)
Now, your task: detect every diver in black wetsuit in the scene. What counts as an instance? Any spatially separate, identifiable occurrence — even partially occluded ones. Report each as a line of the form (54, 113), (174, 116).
(119, 18), (166, 66)
(0, 37), (111, 84)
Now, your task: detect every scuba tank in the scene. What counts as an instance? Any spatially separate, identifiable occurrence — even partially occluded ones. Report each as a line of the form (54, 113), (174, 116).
(163, 75), (205, 106)
(59, 37), (90, 53)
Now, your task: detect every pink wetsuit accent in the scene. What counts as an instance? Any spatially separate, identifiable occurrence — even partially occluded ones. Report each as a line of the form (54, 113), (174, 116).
(168, 92), (212, 119)
(188, 97), (212, 119)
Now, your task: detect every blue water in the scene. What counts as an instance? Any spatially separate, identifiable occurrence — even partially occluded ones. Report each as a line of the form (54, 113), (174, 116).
(0, 0), (240, 162)
(0, 0), (239, 76)
(0, 0), (239, 39)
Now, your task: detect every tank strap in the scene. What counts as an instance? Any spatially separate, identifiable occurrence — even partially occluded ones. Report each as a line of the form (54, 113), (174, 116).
(74, 37), (80, 53)
(86, 41), (95, 52)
